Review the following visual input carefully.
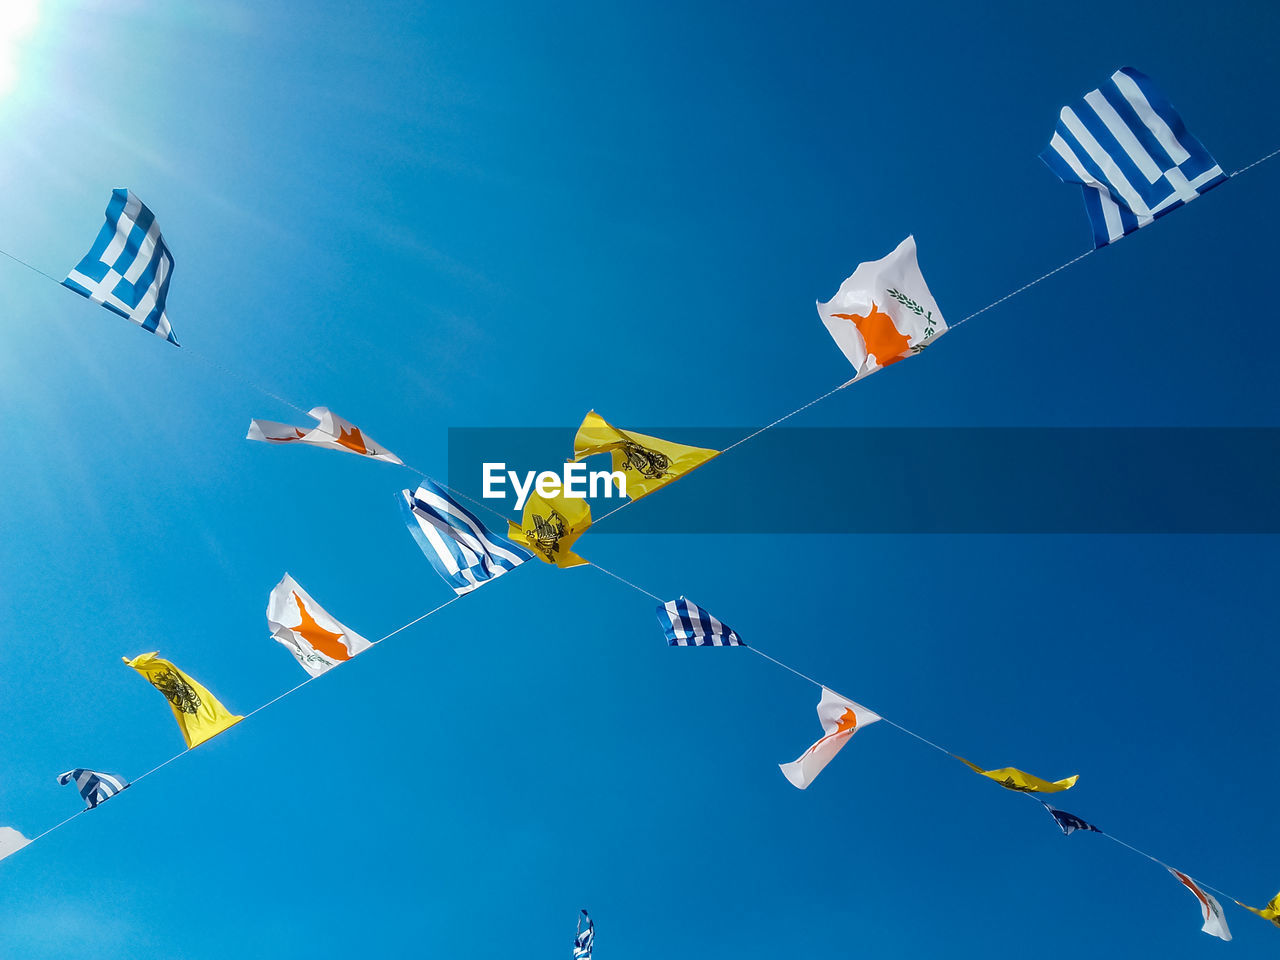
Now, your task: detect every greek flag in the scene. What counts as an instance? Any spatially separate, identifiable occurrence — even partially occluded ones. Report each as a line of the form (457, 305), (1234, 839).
(656, 597), (743, 647)
(399, 479), (532, 595)
(64, 189), (178, 344)
(572, 910), (594, 960)
(57, 768), (128, 809)
(1040, 801), (1099, 836)
(1041, 67), (1226, 247)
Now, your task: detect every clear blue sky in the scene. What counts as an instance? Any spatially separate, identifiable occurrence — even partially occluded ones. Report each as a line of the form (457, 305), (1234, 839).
(0, 1), (1277, 956)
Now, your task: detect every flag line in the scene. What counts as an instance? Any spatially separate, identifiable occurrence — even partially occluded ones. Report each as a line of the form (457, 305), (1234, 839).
(584, 557), (1261, 923)
(1, 143), (1277, 918)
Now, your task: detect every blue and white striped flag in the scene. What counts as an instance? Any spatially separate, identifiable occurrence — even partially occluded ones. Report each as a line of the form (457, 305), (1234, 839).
(64, 189), (178, 344)
(1039, 801), (1099, 836)
(656, 597), (743, 647)
(1041, 67), (1226, 247)
(572, 910), (594, 960)
(399, 479), (533, 595)
(57, 768), (128, 809)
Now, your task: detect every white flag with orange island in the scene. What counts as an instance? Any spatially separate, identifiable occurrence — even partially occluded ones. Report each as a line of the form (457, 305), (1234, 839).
(817, 236), (947, 382)
(267, 574), (372, 677)
(247, 407), (402, 464)
(780, 687), (881, 789)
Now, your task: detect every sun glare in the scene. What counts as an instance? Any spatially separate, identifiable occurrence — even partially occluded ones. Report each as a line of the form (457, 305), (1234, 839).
(0, 0), (41, 99)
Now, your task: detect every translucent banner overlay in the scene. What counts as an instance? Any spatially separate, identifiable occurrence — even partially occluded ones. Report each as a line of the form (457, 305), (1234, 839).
(447, 428), (1280, 534)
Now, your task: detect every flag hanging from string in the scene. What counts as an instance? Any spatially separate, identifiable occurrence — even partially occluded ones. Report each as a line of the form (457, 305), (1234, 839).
(63, 189), (178, 344)
(248, 407), (403, 464)
(573, 411), (720, 500)
(509, 490), (591, 568)
(267, 574), (372, 676)
(956, 757), (1078, 793)
(1039, 801), (1099, 836)
(1237, 891), (1280, 928)
(123, 652), (243, 749)
(656, 597), (743, 647)
(1168, 868), (1232, 941)
(0, 827), (30, 862)
(817, 236), (946, 382)
(57, 768), (128, 810)
(572, 910), (594, 960)
(780, 687), (881, 789)
(400, 479), (532, 594)
(1041, 67), (1226, 247)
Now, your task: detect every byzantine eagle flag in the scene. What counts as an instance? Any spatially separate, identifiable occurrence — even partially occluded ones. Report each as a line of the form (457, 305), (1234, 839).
(267, 574), (372, 676)
(63, 189), (178, 344)
(817, 236), (946, 383)
(0, 827), (30, 862)
(780, 687), (881, 789)
(1237, 891), (1280, 928)
(247, 407), (402, 464)
(509, 490), (591, 568)
(1039, 801), (1098, 836)
(400, 479), (532, 594)
(123, 652), (242, 749)
(1169, 868), (1232, 941)
(573, 910), (594, 960)
(956, 757), (1078, 793)
(573, 411), (719, 501)
(656, 597), (742, 647)
(57, 768), (128, 809)
(1041, 67), (1226, 247)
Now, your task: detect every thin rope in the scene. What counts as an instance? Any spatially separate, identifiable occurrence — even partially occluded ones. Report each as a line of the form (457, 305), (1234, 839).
(1229, 144), (1280, 178)
(948, 249), (1094, 331)
(0, 247), (64, 285)
(183, 346), (311, 418)
(1098, 831), (1248, 914)
(24, 808), (87, 845)
(9, 591), (471, 860)
(590, 380), (851, 528)
(586, 561), (663, 602)
(745, 646), (826, 689)
(583, 550), (1271, 920)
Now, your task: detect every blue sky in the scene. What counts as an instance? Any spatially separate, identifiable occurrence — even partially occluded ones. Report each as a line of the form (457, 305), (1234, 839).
(0, 0), (1278, 956)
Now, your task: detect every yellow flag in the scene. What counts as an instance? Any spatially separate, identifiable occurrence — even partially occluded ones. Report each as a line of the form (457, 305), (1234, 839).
(1237, 894), (1280, 928)
(508, 491), (591, 568)
(956, 756), (1078, 793)
(573, 410), (719, 500)
(123, 652), (243, 749)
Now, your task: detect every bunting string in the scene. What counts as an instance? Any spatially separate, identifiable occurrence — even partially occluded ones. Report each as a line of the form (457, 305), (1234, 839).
(585, 558), (1258, 919)
(0, 117), (1277, 946)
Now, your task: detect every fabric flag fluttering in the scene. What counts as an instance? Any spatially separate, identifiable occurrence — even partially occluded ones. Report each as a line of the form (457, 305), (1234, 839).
(0, 827), (30, 862)
(57, 768), (128, 810)
(956, 757), (1078, 793)
(656, 597), (743, 647)
(123, 652), (243, 749)
(1039, 801), (1099, 836)
(1169, 868), (1232, 941)
(267, 574), (371, 676)
(573, 411), (720, 501)
(572, 910), (594, 960)
(1237, 891), (1280, 928)
(817, 236), (946, 383)
(780, 687), (881, 789)
(510, 490), (591, 568)
(1041, 67), (1226, 247)
(63, 189), (178, 344)
(247, 407), (402, 464)
(400, 479), (532, 594)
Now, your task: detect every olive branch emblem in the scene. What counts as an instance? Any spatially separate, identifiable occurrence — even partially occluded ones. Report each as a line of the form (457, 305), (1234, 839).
(885, 287), (939, 353)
